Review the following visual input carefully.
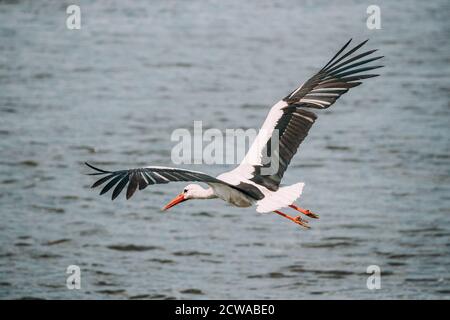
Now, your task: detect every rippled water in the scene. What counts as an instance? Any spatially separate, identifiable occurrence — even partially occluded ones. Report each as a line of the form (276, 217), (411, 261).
(1, 0), (449, 299)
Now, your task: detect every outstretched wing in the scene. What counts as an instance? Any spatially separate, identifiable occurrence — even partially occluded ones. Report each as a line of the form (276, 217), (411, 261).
(283, 39), (383, 107)
(85, 162), (222, 200)
(237, 39), (383, 191)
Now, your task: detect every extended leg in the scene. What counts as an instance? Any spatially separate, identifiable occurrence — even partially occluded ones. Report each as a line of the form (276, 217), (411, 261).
(289, 204), (319, 219)
(274, 210), (310, 229)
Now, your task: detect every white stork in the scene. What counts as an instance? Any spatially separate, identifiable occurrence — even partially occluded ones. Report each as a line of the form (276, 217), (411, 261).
(86, 39), (383, 229)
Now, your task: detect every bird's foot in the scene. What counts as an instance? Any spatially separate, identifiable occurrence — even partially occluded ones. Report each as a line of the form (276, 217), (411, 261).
(302, 210), (319, 219)
(293, 215), (311, 229)
(289, 204), (319, 219)
(273, 210), (310, 229)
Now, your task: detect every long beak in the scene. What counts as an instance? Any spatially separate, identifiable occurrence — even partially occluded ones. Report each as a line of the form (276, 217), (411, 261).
(162, 193), (186, 211)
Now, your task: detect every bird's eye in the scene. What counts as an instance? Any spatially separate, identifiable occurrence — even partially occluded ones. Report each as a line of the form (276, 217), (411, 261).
(183, 189), (187, 193)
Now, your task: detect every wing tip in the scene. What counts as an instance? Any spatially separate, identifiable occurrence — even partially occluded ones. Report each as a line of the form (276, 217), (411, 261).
(111, 192), (120, 201)
(85, 162), (111, 175)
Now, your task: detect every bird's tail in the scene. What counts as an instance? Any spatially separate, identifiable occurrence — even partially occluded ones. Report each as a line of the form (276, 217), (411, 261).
(256, 182), (304, 213)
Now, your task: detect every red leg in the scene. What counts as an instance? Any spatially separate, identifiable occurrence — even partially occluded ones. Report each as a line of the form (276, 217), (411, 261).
(289, 204), (319, 219)
(273, 210), (310, 229)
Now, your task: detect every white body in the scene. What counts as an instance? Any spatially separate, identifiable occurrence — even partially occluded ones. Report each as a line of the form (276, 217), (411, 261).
(210, 173), (305, 213)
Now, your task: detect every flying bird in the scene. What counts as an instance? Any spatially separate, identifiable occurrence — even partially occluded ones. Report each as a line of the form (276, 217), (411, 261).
(86, 39), (383, 229)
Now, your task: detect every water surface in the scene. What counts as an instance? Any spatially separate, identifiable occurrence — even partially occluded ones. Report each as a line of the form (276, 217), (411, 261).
(0, 0), (449, 299)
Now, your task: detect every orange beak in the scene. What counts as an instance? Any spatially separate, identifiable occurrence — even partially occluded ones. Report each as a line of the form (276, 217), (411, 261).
(162, 193), (187, 211)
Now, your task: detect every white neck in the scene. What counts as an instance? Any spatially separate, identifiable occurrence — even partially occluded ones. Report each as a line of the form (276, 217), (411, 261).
(194, 187), (217, 200)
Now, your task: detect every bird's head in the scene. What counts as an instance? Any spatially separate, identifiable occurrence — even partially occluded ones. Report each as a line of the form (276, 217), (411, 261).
(162, 184), (205, 211)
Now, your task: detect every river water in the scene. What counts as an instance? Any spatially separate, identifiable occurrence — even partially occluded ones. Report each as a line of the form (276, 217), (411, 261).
(0, 0), (449, 299)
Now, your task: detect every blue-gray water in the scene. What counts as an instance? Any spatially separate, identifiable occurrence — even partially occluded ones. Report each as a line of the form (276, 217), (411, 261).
(1, 0), (449, 299)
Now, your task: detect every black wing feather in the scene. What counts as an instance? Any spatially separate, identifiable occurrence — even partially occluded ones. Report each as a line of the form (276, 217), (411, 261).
(112, 174), (129, 200)
(100, 173), (127, 195)
(126, 172), (139, 199)
(285, 39), (383, 109)
(91, 173), (115, 188)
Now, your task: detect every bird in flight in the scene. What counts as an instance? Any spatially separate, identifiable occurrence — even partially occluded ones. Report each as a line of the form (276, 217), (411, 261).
(86, 39), (383, 229)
